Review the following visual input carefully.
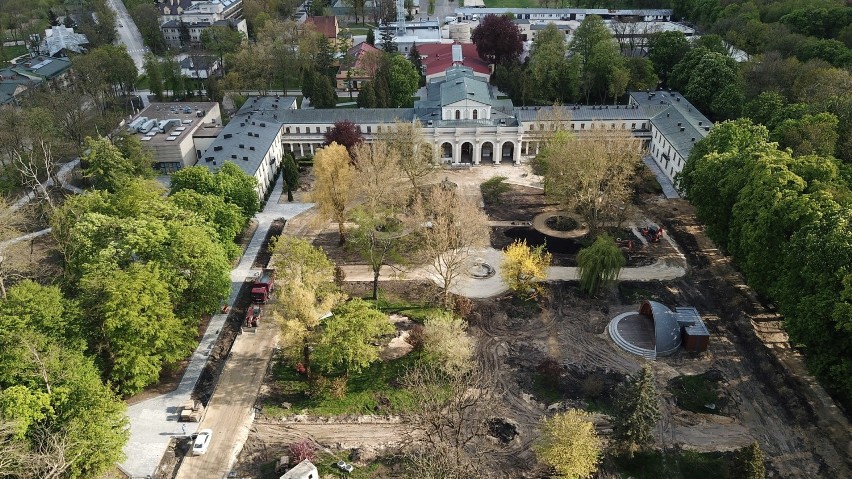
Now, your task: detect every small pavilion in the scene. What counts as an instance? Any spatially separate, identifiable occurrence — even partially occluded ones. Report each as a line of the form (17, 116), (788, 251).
(608, 300), (709, 359)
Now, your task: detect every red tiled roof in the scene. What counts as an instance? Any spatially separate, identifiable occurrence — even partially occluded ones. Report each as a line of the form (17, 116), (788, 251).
(417, 43), (490, 77)
(348, 42), (381, 70)
(305, 16), (338, 39)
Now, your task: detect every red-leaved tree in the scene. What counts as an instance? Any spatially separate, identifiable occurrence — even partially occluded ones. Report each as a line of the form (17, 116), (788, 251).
(471, 14), (523, 65)
(288, 439), (317, 462)
(324, 120), (364, 155)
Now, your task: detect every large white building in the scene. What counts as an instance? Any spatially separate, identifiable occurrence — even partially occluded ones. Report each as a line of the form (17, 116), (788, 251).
(197, 66), (710, 197)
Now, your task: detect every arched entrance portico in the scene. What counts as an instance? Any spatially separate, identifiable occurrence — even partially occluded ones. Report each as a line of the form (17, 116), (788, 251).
(441, 142), (453, 162)
(481, 142), (493, 164)
(460, 142), (473, 163)
(501, 141), (515, 163)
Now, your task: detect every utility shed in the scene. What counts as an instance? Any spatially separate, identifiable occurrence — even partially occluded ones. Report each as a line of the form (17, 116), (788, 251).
(678, 307), (710, 352)
(280, 460), (318, 479)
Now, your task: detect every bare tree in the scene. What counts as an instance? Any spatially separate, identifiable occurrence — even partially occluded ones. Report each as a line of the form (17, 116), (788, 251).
(401, 363), (502, 475)
(29, 426), (84, 479)
(378, 121), (437, 193)
(0, 421), (29, 477)
(410, 185), (488, 304)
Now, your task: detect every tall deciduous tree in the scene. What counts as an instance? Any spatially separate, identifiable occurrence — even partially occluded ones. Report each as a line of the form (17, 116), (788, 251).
(82, 136), (151, 192)
(388, 54), (420, 107)
(144, 54), (164, 101)
(352, 140), (405, 213)
(577, 234), (625, 296)
(538, 130), (642, 233)
(471, 14), (523, 64)
(530, 24), (580, 103)
(648, 31), (690, 83)
(411, 185), (489, 304)
(570, 15), (611, 69)
(323, 120), (364, 153)
(772, 112), (839, 158)
(379, 121), (436, 191)
(501, 239), (552, 299)
(534, 409), (602, 479)
(612, 365), (660, 454)
(312, 298), (394, 374)
(348, 210), (408, 300)
(312, 142), (354, 244)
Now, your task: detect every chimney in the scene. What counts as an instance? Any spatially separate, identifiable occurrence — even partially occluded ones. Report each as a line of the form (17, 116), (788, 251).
(680, 127), (685, 132)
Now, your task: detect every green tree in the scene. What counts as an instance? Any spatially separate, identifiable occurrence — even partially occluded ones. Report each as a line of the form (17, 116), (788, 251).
(501, 239), (552, 299)
(357, 80), (377, 107)
(408, 42), (424, 85)
(0, 280), (80, 345)
(82, 136), (151, 192)
(366, 27), (375, 46)
(772, 112), (839, 158)
(534, 409), (602, 479)
(348, 209), (408, 300)
(81, 262), (193, 395)
(733, 441), (767, 479)
(612, 365), (661, 454)
(388, 54), (420, 107)
(648, 30), (690, 83)
(530, 24), (579, 103)
(144, 54), (164, 101)
(131, 4), (167, 54)
(312, 298), (394, 374)
(311, 73), (338, 108)
(626, 57), (659, 92)
(683, 52), (743, 118)
(283, 152), (299, 202)
(584, 40), (630, 103)
(200, 25), (245, 72)
(169, 189), (244, 254)
(570, 15), (611, 69)
(170, 163), (259, 218)
(380, 28), (397, 53)
(576, 234), (625, 296)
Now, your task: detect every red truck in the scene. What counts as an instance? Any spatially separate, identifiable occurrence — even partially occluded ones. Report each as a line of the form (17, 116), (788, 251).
(251, 268), (276, 304)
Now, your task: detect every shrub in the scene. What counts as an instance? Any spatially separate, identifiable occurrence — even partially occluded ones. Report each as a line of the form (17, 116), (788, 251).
(329, 376), (348, 399)
(405, 324), (426, 350)
(537, 359), (566, 389)
(422, 311), (473, 373)
(288, 439), (316, 463)
(480, 176), (510, 205)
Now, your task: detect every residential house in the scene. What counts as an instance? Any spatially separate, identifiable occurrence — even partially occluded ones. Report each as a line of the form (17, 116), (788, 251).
(335, 42), (381, 91)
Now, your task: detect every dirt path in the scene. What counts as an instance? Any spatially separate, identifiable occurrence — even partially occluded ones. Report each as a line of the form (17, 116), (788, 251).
(175, 319), (280, 479)
(644, 197), (852, 478)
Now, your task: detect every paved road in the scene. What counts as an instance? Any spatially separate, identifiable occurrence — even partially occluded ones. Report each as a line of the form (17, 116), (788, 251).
(106, 0), (147, 71)
(120, 176), (314, 478)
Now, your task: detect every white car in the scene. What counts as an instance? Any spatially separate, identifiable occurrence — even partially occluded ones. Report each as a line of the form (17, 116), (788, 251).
(336, 460), (354, 473)
(192, 429), (212, 456)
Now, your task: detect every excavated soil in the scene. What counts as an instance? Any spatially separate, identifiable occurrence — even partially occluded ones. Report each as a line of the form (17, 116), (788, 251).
(232, 189), (851, 479)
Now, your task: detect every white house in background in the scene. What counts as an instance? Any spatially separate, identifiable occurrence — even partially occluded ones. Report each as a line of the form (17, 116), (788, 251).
(201, 67), (710, 193)
(199, 96), (296, 199)
(279, 460), (318, 479)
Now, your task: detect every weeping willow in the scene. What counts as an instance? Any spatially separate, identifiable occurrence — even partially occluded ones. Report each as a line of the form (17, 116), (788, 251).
(577, 234), (625, 296)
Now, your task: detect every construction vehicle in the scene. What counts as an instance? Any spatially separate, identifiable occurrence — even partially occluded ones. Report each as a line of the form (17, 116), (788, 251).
(640, 226), (665, 243)
(245, 305), (261, 328)
(251, 268), (276, 303)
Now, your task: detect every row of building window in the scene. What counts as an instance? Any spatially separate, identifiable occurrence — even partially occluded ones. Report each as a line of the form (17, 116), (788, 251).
(529, 122), (646, 131)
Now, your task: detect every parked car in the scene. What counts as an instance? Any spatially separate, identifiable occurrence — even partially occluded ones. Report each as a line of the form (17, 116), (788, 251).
(192, 429), (213, 455)
(335, 460), (354, 473)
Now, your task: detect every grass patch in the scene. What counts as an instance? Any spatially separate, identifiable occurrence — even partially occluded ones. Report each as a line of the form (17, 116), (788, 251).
(613, 450), (732, 479)
(267, 349), (430, 416)
(669, 372), (725, 415)
(530, 372), (562, 404)
(618, 283), (663, 304)
(1, 44), (27, 63)
(373, 292), (446, 323)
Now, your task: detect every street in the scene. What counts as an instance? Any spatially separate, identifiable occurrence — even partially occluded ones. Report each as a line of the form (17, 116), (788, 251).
(105, 0), (147, 71)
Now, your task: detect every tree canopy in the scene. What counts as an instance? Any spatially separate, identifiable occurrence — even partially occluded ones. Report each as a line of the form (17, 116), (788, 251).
(312, 298), (394, 374)
(471, 14), (523, 65)
(577, 234), (625, 296)
(534, 409), (602, 479)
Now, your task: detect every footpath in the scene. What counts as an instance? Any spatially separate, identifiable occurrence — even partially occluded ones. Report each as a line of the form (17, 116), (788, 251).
(120, 176), (313, 478)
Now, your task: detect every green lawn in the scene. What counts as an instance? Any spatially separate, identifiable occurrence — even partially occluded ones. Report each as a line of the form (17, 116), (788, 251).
(1, 44), (27, 64)
(669, 372), (725, 415)
(265, 349), (430, 416)
(373, 293), (446, 323)
(614, 450), (733, 479)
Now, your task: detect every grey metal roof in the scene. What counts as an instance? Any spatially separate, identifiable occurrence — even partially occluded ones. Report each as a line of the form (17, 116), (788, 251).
(650, 108), (707, 160)
(440, 75), (492, 105)
(455, 7), (672, 15)
(42, 26), (89, 56)
(200, 109), (282, 177)
(646, 300), (683, 356)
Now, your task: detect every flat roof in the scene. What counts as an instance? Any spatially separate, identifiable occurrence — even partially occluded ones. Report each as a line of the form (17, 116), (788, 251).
(131, 102), (219, 146)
